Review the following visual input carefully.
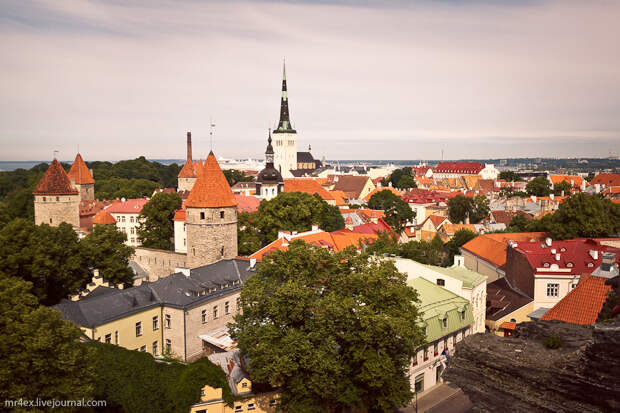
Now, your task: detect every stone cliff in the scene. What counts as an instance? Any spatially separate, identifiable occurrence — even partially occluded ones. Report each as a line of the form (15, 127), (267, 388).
(443, 320), (620, 413)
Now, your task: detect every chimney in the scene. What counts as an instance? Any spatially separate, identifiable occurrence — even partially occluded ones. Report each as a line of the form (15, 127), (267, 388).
(187, 131), (192, 161)
(555, 253), (560, 261)
(589, 250), (599, 260)
(545, 237), (552, 247)
(249, 258), (257, 269)
(600, 252), (616, 272)
(311, 224), (319, 231)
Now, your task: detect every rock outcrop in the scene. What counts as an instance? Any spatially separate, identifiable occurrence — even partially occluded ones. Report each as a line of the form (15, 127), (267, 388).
(443, 320), (620, 413)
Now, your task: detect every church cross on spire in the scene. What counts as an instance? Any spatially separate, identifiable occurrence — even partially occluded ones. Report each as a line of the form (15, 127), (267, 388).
(275, 59), (296, 134)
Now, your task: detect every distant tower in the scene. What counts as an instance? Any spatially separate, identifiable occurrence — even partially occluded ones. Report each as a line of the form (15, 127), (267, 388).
(67, 153), (95, 201)
(256, 129), (284, 200)
(33, 159), (80, 227)
(272, 60), (298, 177)
(178, 131), (197, 192)
(185, 152), (238, 268)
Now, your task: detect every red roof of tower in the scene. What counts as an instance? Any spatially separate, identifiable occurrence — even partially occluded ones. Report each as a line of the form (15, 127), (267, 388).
(92, 209), (117, 225)
(33, 160), (79, 195)
(67, 153), (94, 185)
(186, 152), (237, 208)
(177, 158), (197, 178)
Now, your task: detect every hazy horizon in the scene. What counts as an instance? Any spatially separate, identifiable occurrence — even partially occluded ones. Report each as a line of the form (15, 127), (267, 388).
(2, 0), (619, 161)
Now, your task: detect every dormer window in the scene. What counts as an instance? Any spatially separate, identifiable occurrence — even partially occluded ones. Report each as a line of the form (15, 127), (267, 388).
(560, 247), (566, 252)
(460, 310), (465, 321)
(442, 317), (448, 328)
(543, 262), (550, 268)
(587, 262), (594, 268)
(566, 262), (573, 268)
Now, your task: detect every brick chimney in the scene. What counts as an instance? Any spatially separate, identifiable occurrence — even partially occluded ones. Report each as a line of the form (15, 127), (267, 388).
(187, 131), (192, 161)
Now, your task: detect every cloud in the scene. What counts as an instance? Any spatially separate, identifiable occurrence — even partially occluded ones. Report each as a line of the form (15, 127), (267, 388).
(0, 0), (619, 161)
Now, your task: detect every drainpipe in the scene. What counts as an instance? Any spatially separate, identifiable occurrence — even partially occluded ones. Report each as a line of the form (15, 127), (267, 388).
(183, 308), (187, 361)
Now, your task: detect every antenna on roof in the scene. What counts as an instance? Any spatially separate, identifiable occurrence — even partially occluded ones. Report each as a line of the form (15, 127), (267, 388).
(53, 150), (59, 160)
(209, 118), (216, 152)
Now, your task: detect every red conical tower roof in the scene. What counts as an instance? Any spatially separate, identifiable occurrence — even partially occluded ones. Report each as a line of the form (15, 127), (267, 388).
(177, 158), (197, 178)
(67, 153), (94, 185)
(186, 152), (237, 208)
(33, 159), (79, 195)
(92, 209), (117, 225)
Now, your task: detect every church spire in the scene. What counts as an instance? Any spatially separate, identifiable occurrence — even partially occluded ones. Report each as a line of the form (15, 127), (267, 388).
(275, 59), (296, 133)
(265, 128), (274, 164)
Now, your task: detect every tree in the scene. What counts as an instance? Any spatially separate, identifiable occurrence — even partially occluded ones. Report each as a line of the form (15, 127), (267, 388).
(498, 170), (523, 182)
(546, 193), (620, 240)
(230, 241), (425, 413)
(223, 169), (254, 187)
(137, 192), (182, 250)
(507, 213), (530, 232)
(553, 180), (572, 196)
(526, 176), (552, 197)
(368, 190), (414, 231)
(254, 192), (345, 245)
(384, 167), (416, 190)
(0, 276), (95, 407)
(80, 225), (135, 286)
(396, 174), (416, 190)
(444, 229), (478, 265)
(0, 219), (89, 305)
(237, 211), (262, 256)
(447, 195), (489, 224)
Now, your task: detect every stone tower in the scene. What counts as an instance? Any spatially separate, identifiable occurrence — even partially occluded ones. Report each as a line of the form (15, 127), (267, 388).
(185, 151), (238, 268)
(178, 131), (197, 192)
(256, 129), (284, 200)
(272, 61), (298, 177)
(67, 153), (95, 201)
(33, 159), (80, 227)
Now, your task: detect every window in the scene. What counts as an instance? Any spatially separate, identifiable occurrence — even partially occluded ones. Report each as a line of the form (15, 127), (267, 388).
(213, 306), (218, 319)
(121, 216), (125, 222)
(269, 399), (277, 407)
(442, 317), (448, 328)
(165, 339), (171, 353)
(225, 301), (230, 314)
(247, 403), (256, 411)
(220, 246), (224, 257)
(200, 388), (205, 397)
(546, 283), (559, 297)
(443, 338), (448, 350)
(414, 374), (424, 393)
(135, 321), (142, 336)
(423, 348), (429, 361)
(200, 212), (205, 220)
(140, 345), (146, 352)
(234, 406), (243, 412)
(236, 297), (241, 313)
(241, 381), (248, 388)
(153, 316), (159, 331)
(220, 211), (225, 219)
(202, 309), (207, 324)
(50, 218), (52, 224)
(460, 310), (465, 321)
(570, 282), (578, 290)
(436, 278), (445, 286)
(152, 341), (158, 356)
(131, 237), (135, 243)
(105, 334), (111, 344)
(114, 331), (118, 344)
(196, 410), (206, 413)
(130, 227), (135, 234)
(510, 318), (516, 323)
(130, 216), (134, 223)
(56, 196), (60, 201)
(434, 343), (438, 356)
(42, 196), (46, 202)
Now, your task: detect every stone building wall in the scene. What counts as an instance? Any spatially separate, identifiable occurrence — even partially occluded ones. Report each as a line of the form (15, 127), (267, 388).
(186, 206), (238, 268)
(133, 247), (188, 281)
(75, 183), (95, 201)
(161, 307), (185, 359)
(34, 194), (80, 227)
(178, 177), (196, 192)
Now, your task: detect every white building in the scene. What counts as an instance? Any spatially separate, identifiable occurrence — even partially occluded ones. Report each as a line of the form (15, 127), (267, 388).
(393, 256), (487, 334)
(106, 198), (149, 246)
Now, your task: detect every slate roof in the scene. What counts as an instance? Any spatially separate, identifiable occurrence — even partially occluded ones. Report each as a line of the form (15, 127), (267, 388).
(486, 277), (533, 321)
(55, 259), (257, 328)
(67, 153), (94, 185)
(186, 152), (237, 208)
(296, 152), (315, 163)
(33, 159), (79, 195)
(541, 273), (612, 325)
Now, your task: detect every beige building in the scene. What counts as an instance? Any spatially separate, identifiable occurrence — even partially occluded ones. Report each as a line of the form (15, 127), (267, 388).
(55, 259), (257, 362)
(33, 159), (80, 228)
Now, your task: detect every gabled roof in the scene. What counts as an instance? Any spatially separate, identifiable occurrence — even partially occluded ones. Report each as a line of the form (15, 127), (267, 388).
(33, 159), (79, 195)
(440, 223), (477, 236)
(92, 209), (117, 225)
(421, 214), (450, 229)
(486, 277), (533, 321)
(284, 178), (335, 201)
(331, 175), (373, 200)
(591, 173), (620, 187)
(541, 274), (612, 325)
(490, 210), (532, 226)
(186, 152), (237, 208)
(67, 153), (94, 185)
(461, 232), (547, 269)
(549, 174), (585, 187)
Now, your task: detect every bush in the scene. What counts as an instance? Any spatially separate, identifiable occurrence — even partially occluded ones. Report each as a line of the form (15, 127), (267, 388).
(541, 332), (562, 349)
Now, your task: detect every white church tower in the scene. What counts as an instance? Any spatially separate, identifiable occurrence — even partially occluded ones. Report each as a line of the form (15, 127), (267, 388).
(272, 61), (297, 178)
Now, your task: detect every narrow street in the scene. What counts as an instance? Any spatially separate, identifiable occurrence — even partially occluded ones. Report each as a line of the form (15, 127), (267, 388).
(399, 382), (473, 413)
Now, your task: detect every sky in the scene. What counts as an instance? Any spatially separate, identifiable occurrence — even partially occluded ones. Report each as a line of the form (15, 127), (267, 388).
(1, 0), (619, 161)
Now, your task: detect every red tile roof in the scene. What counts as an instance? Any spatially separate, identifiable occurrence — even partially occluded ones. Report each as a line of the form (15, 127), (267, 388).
(330, 175), (373, 200)
(92, 209), (117, 225)
(234, 194), (260, 213)
(490, 210), (532, 226)
(284, 179), (336, 201)
(107, 198), (149, 214)
(435, 162), (484, 174)
(177, 158), (197, 178)
(549, 174), (585, 187)
(186, 152), (237, 208)
(173, 209), (186, 221)
(363, 187), (401, 202)
(461, 232), (548, 269)
(33, 159), (79, 195)
(499, 321), (516, 330)
(420, 214), (449, 229)
(541, 274), (612, 325)
(591, 173), (620, 187)
(67, 153), (94, 185)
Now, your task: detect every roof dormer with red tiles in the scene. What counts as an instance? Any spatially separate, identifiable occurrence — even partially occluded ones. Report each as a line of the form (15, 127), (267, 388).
(185, 152), (238, 268)
(33, 159), (80, 228)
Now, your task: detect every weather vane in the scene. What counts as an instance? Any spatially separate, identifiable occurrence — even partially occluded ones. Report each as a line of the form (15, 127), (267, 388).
(209, 118), (216, 152)
(53, 150), (59, 160)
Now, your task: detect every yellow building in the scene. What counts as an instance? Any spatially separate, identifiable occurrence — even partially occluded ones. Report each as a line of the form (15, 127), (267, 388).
(486, 278), (533, 337)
